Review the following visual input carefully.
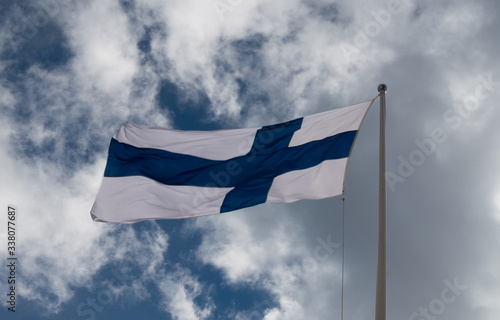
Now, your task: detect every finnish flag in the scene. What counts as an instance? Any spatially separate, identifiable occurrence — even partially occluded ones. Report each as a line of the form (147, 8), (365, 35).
(91, 100), (373, 223)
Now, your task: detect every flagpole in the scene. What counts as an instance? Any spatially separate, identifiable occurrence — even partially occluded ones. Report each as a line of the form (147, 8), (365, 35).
(375, 83), (387, 320)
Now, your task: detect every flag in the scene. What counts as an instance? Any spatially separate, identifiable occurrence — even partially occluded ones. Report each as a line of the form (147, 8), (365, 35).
(91, 100), (373, 223)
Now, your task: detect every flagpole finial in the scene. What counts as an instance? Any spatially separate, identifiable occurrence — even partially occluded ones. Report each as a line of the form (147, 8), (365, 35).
(378, 84), (388, 93)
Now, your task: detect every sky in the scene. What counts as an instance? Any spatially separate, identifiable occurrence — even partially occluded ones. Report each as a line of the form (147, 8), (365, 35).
(1, 0), (500, 319)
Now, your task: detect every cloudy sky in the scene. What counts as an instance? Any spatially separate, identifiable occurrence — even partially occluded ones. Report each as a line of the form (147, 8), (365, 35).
(1, 0), (500, 319)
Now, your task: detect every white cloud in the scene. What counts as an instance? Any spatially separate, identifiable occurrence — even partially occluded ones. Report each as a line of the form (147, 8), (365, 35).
(0, 83), (16, 109)
(0, 118), (113, 313)
(192, 207), (345, 320)
(194, 209), (308, 282)
(65, 0), (139, 95)
(157, 268), (214, 320)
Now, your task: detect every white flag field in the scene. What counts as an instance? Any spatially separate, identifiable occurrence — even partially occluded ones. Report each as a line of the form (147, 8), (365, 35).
(91, 100), (374, 223)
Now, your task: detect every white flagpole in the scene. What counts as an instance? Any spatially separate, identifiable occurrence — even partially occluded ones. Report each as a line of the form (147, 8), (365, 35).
(375, 84), (387, 320)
